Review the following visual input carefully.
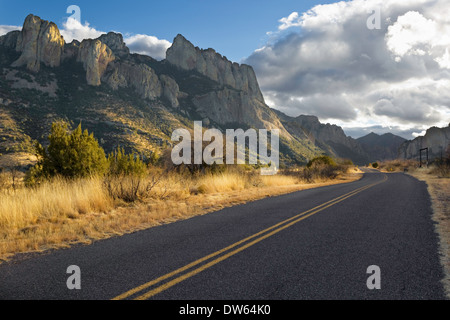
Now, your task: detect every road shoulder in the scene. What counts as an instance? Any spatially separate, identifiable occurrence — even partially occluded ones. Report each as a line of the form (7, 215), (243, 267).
(408, 169), (450, 299)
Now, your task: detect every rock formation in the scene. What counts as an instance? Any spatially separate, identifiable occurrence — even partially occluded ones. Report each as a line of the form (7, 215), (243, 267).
(62, 40), (80, 61)
(77, 39), (115, 86)
(0, 30), (20, 49)
(104, 61), (161, 100)
(160, 75), (180, 108)
(166, 34), (265, 102)
(98, 32), (130, 58)
(399, 125), (450, 161)
(192, 88), (284, 132)
(164, 34), (288, 137)
(11, 14), (65, 72)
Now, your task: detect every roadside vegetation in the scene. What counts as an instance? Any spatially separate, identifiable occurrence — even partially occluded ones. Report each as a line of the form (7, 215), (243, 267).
(0, 123), (361, 261)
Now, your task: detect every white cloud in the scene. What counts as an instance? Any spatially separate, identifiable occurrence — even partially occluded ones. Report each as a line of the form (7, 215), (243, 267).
(60, 17), (105, 43)
(386, 11), (435, 57)
(385, 10), (450, 69)
(412, 130), (427, 138)
(245, 0), (450, 139)
(278, 12), (302, 30)
(124, 34), (171, 61)
(435, 49), (450, 69)
(0, 25), (21, 36)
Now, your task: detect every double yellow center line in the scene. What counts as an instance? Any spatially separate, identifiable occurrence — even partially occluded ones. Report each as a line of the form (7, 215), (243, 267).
(113, 174), (387, 300)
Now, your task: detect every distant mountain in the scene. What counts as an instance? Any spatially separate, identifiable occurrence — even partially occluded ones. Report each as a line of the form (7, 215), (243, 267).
(357, 132), (406, 162)
(281, 114), (370, 165)
(399, 125), (450, 161)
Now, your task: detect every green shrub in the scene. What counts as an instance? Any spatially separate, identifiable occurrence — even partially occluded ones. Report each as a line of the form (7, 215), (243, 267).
(108, 147), (147, 177)
(26, 122), (108, 183)
(300, 156), (352, 183)
(372, 162), (379, 169)
(307, 156), (337, 168)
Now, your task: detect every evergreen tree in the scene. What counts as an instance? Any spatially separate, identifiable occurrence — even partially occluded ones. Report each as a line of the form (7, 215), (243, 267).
(28, 122), (108, 182)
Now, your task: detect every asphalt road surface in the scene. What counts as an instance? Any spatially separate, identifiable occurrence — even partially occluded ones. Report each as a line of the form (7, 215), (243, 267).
(0, 170), (446, 300)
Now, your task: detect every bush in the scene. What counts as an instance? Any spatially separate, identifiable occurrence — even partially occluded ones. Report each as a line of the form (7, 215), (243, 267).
(103, 171), (162, 202)
(372, 162), (379, 169)
(108, 147), (147, 177)
(26, 122), (108, 184)
(300, 157), (351, 183)
(307, 156), (336, 168)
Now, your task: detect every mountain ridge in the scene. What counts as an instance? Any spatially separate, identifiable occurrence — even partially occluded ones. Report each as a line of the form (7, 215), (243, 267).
(0, 13), (421, 169)
(357, 132), (407, 162)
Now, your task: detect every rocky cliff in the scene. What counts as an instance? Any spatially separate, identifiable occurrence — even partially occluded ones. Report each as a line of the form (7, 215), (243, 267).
(165, 34), (288, 136)
(1, 15), (287, 132)
(11, 14), (65, 72)
(98, 32), (130, 58)
(166, 34), (265, 103)
(399, 125), (450, 161)
(77, 39), (115, 86)
(104, 61), (161, 99)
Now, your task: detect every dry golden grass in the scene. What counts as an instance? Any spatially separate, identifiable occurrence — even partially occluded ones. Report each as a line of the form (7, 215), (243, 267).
(378, 159), (419, 173)
(408, 167), (450, 299)
(0, 167), (362, 262)
(0, 177), (110, 229)
(194, 172), (248, 194)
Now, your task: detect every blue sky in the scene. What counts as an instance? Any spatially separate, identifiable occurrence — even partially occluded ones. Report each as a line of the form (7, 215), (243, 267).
(0, 0), (339, 62)
(1, 0), (449, 139)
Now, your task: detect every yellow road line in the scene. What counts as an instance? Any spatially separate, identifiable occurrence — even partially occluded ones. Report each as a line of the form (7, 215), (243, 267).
(113, 175), (387, 300)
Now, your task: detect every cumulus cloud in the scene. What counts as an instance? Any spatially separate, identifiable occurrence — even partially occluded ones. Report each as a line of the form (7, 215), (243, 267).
(60, 17), (105, 43)
(124, 34), (171, 61)
(278, 12), (302, 30)
(385, 11), (436, 58)
(385, 10), (450, 68)
(245, 0), (450, 139)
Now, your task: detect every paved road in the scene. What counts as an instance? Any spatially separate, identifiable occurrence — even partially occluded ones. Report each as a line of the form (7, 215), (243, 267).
(0, 171), (446, 300)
